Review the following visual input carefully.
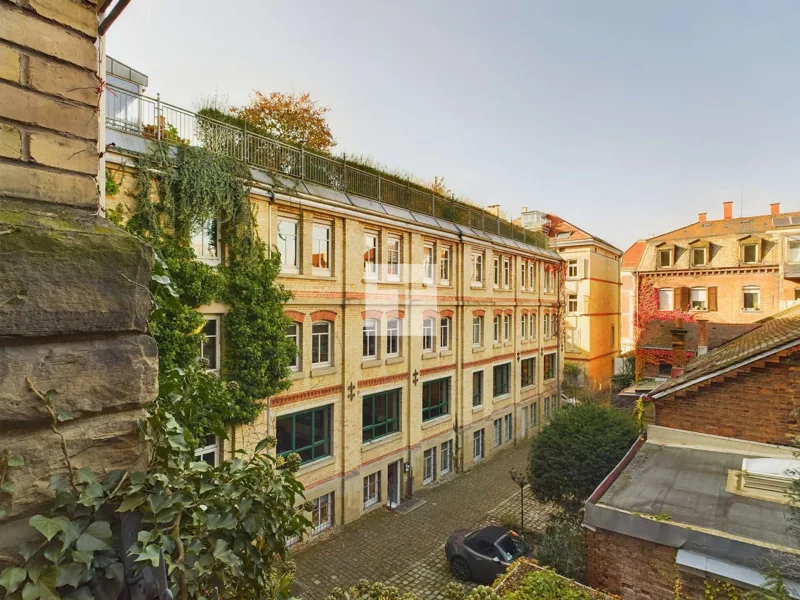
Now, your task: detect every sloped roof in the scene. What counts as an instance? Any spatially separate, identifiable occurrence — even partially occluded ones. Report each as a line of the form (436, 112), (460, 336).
(651, 304), (800, 398)
(545, 213), (622, 254)
(622, 240), (646, 269)
(650, 211), (800, 243)
(639, 320), (758, 353)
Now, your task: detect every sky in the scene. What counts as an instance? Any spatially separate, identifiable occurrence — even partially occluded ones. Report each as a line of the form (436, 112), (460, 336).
(107, 1), (800, 251)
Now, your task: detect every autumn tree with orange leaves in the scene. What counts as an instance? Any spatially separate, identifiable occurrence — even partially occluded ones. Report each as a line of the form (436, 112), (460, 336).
(234, 91), (335, 153)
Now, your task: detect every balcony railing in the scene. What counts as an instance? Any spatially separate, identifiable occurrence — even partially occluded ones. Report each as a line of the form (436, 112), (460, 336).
(105, 85), (546, 249)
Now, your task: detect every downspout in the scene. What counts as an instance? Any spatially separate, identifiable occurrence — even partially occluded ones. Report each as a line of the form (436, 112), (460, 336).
(264, 188), (275, 441)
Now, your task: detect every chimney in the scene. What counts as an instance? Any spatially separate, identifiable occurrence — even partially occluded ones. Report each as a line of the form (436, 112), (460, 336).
(698, 212), (707, 223)
(696, 319), (708, 356)
(521, 206), (528, 214)
(487, 204), (500, 217)
(771, 202), (781, 215)
(670, 317), (688, 378)
(723, 202), (733, 220)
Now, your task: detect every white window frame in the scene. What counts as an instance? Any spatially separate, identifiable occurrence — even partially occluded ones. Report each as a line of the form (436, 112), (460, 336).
(691, 246), (707, 267)
(658, 288), (674, 311)
(658, 248), (673, 268)
(521, 262), (527, 289)
(387, 236), (401, 281)
(529, 264), (536, 291)
(543, 312), (550, 338)
(742, 243), (759, 264)
(363, 319), (378, 359)
(422, 317), (435, 352)
(503, 258), (510, 288)
(521, 314), (527, 338)
(493, 315), (501, 343)
(440, 317), (451, 350)
(287, 322), (300, 371)
(278, 218), (299, 273)
(494, 256), (500, 288)
(200, 315), (221, 373)
(789, 241), (800, 264)
(472, 316), (483, 346)
(567, 259), (578, 279)
(194, 434), (219, 466)
(743, 286), (760, 312)
(312, 321), (332, 367)
(690, 287), (708, 311)
(493, 418), (502, 447)
(440, 440), (452, 476)
(503, 314), (510, 342)
(312, 223), (331, 275)
(530, 313), (537, 339)
(472, 252), (484, 285)
(364, 233), (379, 278)
(423, 447), (436, 484)
(423, 244), (435, 283)
(504, 413), (512, 441)
(386, 318), (400, 357)
(363, 472), (380, 508)
(311, 492), (334, 535)
(191, 218), (220, 265)
(473, 429), (484, 461)
(568, 294), (578, 314)
(440, 246), (451, 284)
(530, 402), (537, 429)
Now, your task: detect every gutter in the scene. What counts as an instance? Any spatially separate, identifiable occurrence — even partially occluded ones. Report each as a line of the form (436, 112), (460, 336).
(586, 435), (646, 506)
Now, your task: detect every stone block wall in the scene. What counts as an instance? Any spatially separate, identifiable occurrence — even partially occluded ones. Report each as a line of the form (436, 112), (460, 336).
(0, 0), (157, 560)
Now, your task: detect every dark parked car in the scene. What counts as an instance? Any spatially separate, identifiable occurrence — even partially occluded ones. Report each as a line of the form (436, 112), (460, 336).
(444, 526), (532, 584)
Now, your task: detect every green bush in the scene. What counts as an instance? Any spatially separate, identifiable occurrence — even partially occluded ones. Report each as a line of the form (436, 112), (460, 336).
(535, 515), (586, 583)
(504, 568), (599, 600)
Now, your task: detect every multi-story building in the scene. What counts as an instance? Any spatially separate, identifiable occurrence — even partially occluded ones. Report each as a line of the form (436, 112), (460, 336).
(517, 210), (622, 387)
(620, 240), (645, 353)
(103, 62), (565, 535)
(629, 201), (800, 376)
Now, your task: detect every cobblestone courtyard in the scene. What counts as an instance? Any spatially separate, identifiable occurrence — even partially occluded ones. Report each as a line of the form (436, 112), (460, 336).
(291, 440), (555, 600)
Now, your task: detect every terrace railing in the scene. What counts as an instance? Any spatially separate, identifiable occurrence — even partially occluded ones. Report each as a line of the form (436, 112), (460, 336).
(105, 85), (546, 249)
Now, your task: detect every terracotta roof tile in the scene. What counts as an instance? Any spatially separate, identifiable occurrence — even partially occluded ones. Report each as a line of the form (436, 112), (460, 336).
(639, 320), (758, 352)
(651, 211), (800, 242)
(622, 240), (646, 269)
(545, 213), (621, 252)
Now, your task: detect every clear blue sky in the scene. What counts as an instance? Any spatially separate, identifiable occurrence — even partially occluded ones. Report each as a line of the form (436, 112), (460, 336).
(107, 0), (800, 251)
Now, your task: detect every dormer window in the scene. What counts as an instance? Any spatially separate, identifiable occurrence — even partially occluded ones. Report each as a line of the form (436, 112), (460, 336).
(742, 244), (758, 264)
(691, 247), (707, 266)
(657, 246), (673, 268)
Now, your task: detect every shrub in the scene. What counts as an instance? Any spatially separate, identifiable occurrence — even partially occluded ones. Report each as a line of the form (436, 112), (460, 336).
(535, 515), (586, 583)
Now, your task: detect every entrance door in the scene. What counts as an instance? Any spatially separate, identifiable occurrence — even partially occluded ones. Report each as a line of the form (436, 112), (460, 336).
(387, 461), (400, 508)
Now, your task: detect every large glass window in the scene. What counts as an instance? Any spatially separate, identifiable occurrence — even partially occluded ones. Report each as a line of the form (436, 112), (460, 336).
(388, 237), (401, 280)
(363, 319), (378, 359)
(658, 288), (673, 311)
(278, 219), (299, 271)
(440, 317), (451, 350)
(311, 493), (333, 535)
(312, 322), (331, 366)
(423, 448), (436, 484)
(690, 287), (707, 310)
(200, 316), (220, 372)
(422, 317), (435, 352)
(363, 472), (380, 508)
(423, 245), (434, 282)
(743, 286), (760, 311)
(441, 440), (453, 476)
(195, 434), (218, 466)
(422, 377), (450, 421)
(521, 357), (536, 387)
(440, 247), (451, 283)
(362, 388), (401, 442)
(473, 429), (484, 460)
(543, 353), (556, 380)
(472, 252), (483, 284)
(364, 234), (378, 277)
(472, 371), (483, 407)
(276, 405), (332, 464)
(503, 315), (511, 342)
(386, 319), (400, 356)
(504, 414), (512, 441)
(191, 218), (219, 263)
(286, 323), (299, 371)
(312, 224), (331, 272)
(473, 316), (483, 346)
(493, 418), (502, 447)
(493, 363), (510, 397)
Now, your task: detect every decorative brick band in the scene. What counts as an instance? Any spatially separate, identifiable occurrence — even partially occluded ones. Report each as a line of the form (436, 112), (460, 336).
(504, 309), (513, 315)
(386, 309), (405, 319)
(520, 308), (529, 314)
(358, 373), (408, 389)
(521, 348), (539, 357)
(493, 309), (503, 316)
(423, 309), (439, 319)
(285, 310), (305, 323)
(361, 309), (383, 320)
(311, 310), (338, 322)
(420, 363), (456, 376)
(439, 309), (454, 318)
(462, 352), (515, 369)
(271, 384), (343, 407)
(472, 309), (486, 317)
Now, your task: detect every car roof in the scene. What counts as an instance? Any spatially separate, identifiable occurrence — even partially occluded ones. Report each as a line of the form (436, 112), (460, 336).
(468, 526), (509, 544)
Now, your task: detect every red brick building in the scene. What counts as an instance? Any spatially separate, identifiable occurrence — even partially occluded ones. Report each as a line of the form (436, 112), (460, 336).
(584, 305), (800, 599)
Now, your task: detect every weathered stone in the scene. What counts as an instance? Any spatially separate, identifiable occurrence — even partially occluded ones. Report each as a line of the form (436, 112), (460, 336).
(28, 55), (99, 107)
(0, 82), (98, 141)
(29, 130), (98, 175)
(0, 199), (153, 337)
(0, 162), (97, 208)
(0, 123), (21, 159)
(1, 412), (146, 520)
(0, 43), (20, 83)
(28, 0), (97, 38)
(0, 3), (96, 70)
(0, 334), (157, 425)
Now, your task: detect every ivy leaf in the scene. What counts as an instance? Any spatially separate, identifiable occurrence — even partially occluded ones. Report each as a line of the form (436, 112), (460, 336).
(0, 567), (27, 593)
(61, 519), (83, 552)
(207, 512), (236, 530)
(211, 539), (238, 567)
(76, 468), (95, 485)
(116, 493), (146, 513)
(104, 562), (124, 583)
(1, 481), (16, 494)
(148, 492), (174, 516)
(29, 516), (64, 541)
(56, 407), (73, 422)
(134, 544), (161, 567)
(151, 274), (171, 285)
(189, 461), (212, 472)
(76, 521), (112, 552)
(56, 563), (86, 588)
(77, 482), (105, 507)
(64, 587), (94, 600)
(22, 566), (58, 600)
(7, 455), (24, 467)
(71, 550), (93, 567)
(167, 433), (189, 452)
(0, 506), (5, 518)
(254, 438), (272, 454)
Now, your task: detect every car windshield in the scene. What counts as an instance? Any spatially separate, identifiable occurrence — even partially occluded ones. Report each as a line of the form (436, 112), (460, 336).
(495, 533), (530, 562)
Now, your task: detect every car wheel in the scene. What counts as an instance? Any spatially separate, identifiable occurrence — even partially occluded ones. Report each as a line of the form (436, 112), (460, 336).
(450, 557), (471, 581)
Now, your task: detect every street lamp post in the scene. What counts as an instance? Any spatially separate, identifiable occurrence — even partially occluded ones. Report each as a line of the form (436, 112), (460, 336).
(508, 468), (527, 532)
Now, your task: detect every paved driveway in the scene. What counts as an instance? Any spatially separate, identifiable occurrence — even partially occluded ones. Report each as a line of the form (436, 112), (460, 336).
(290, 440), (555, 600)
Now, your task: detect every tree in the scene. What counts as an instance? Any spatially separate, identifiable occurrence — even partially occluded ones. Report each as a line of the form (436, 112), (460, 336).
(234, 91), (335, 152)
(528, 404), (639, 512)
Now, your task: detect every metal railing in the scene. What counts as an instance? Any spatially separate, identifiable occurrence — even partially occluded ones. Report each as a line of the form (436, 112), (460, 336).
(105, 85), (547, 249)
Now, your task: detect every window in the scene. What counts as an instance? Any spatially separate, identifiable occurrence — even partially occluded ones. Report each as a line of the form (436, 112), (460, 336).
(611, 324), (615, 346)
(493, 363), (510, 397)
(440, 440), (452, 476)
(544, 353), (555, 380)
(743, 286), (760, 311)
(494, 257), (500, 287)
(195, 434), (218, 466)
(276, 405), (332, 464)
(191, 218), (219, 263)
(543, 312), (550, 338)
(440, 317), (451, 350)
(504, 414), (512, 441)
(388, 237), (401, 280)
(493, 418), (502, 447)
(503, 259), (510, 288)
(529, 264), (536, 290)
(789, 241), (800, 264)
(200, 316), (220, 372)
(312, 321), (331, 367)
(521, 262), (527, 289)
(530, 313), (537, 339)
(493, 315), (501, 343)
(422, 377), (450, 421)
(473, 429), (485, 461)
(659, 362), (672, 377)
(362, 319), (378, 359)
(472, 316), (483, 346)
(278, 218), (299, 272)
(530, 402), (537, 429)
(691, 247), (707, 266)
(568, 294), (578, 314)
(567, 259), (578, 278)
(422, 317), (435, 352)
(440, 247), (451, 284)
(364, 233), (378, 277)
(423, 245), (434, 282)
(386, 319), (400, 357)
(521, 357), (536, 387)
(690, 287), (707, 311)
(521, 406), (528, 437)
(742, 243), (758, 264)
(472, 371), (483, 407)
(311, 493), (333, 535)
(658, 288), (674, 311)
(472, 252), (484, 284)
(286, 323), (300, 371)
(423, 448), (436, 484)
(503, 315), (510, 342)
(658, 249), (672, 268)
(544, 397), (550, 420)
(312, 224), (331, 272)
(521, 314), (527, 338)
(362, 389), (400, 442)
(363, 472), (380, 508)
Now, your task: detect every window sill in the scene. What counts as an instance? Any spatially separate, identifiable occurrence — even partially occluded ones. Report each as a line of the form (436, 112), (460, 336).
(439, 349), (453, 358)
(492, 343), (503, 349)
(280, 268), (300, 276)
(439, 282), (452, 288)
(281, 273), (336, 281)
(384, 277), (402, 284)
(312, 269), (332, 277)
(362, 276), (380, 284)
(503, 341), (511, 347)
(742, 309), (762, 313)
(296, 455), (335, 476)
(493, 393), (511, 403)
(361, 359), (382, 369)
(472, 345), (485, 354)
(422, 352), (438, 360)
(521, 383), (536, 392)
(470, 282), (484, 289)
(289, 370), (305, 381)
(362, 431), (402, 452)
(689, 308), (708, 313)
(421, 414), (452, 430)
(385, 356), (404, 365)
(472, 405), (484, 413)
(311, 366), (337, 377)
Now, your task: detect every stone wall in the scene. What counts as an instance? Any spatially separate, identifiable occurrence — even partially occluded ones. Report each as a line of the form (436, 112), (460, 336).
(0, 0), (157, 559)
